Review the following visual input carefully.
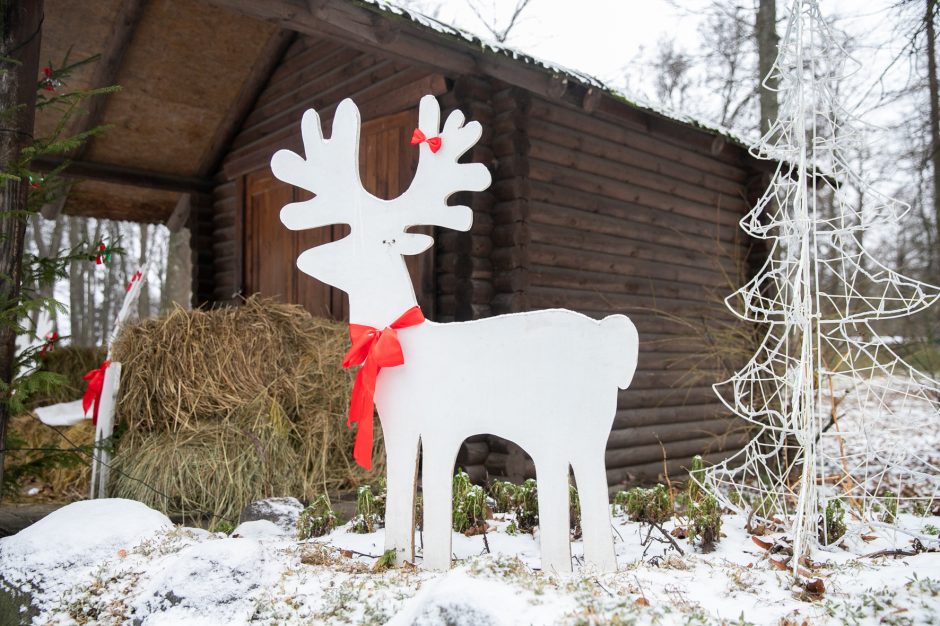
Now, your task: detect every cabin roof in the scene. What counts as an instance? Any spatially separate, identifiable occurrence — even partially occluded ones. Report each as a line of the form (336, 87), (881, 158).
(35, 0), (760, 226)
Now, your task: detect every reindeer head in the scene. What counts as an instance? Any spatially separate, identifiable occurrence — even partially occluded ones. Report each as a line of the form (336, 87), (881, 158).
(271, 96), (491, 312)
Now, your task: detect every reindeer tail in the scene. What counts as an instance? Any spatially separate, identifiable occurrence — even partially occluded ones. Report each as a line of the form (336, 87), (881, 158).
(600, 314), (639, 389)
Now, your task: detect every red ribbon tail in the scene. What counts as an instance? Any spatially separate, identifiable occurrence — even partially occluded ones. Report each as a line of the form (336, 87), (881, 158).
(348, 363), (377, 470)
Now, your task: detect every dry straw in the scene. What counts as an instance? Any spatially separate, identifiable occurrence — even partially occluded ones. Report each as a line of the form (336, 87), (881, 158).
(110, 297), (381, 526)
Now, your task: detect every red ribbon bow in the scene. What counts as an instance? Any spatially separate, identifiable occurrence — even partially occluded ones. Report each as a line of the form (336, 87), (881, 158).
(341, 306), (425, 470)
(127, 270), (142, 292)
(39, 331), (58, 358)
(82, 360), (111, 425)
(410, 128), (442, 153)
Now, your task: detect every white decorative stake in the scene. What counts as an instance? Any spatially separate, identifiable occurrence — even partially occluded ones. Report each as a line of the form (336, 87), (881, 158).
(88, 264), (148, 499)
(272, 96), (639, 573)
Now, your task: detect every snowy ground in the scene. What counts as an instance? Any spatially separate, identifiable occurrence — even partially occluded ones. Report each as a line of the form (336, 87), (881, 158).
(2, 499), (940, 625)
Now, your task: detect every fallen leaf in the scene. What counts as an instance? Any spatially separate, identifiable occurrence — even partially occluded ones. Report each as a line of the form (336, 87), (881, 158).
(804, 578), (825, 595)
(670, 526), (688, 539)
(752, 536), (773, 550)
(860, 534), (878, 542)
(635, 597), (650, 606)
(769, 557), (788, 570)
(117, 549), (127, 559)
(340, 550), (353, 559)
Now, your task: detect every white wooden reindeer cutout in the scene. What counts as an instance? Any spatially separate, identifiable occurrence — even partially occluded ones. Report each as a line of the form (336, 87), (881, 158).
(271, 96), (639, 573)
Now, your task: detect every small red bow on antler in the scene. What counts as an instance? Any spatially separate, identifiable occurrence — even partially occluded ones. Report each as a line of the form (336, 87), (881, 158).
(410, 128), (442, 153)
(127, 270), (142, 292)
(82, 360), (111, 425)
(39, 331), (58, 358)
(341, 306), (426, 470)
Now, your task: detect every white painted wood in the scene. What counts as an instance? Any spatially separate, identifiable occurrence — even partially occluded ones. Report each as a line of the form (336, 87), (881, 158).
(273, 96), (639, 573)
(89, 264), (148, 499)
(90, 362), (121, 499)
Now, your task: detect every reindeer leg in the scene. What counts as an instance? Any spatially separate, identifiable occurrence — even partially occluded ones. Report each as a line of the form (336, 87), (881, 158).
(383, 427), (420, 565)
(421, 438), (455, 570)
(535, 459), (572, 574)
(572, 450), (617, 572)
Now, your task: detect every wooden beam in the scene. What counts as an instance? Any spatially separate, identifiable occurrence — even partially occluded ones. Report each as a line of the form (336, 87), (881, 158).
(165, 193), (191, 232)
(70, 0), (148, 160)
(198, 29), (295, 178)
(32, 157), (214, 194)
(201, 0), (573, 100)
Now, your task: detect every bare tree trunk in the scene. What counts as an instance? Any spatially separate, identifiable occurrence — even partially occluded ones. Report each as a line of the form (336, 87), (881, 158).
(68, 215), (84, 344)
(756, 0), (779, 134)
(137, 223), (151, 318)
(162, 227), (191, 313)
(0, 0), (43, 498)
(926, 0), (940, 279)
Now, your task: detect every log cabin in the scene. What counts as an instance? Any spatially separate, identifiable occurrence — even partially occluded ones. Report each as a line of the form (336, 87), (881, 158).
(34, 0), (772, 489)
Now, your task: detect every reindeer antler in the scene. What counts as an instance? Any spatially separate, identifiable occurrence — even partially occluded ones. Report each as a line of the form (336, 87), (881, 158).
(271, 99), (362, 231)
(395, 95), (492, 234)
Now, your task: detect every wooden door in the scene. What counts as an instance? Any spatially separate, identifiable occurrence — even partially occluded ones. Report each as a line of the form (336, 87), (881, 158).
(242, 108), (435, 321)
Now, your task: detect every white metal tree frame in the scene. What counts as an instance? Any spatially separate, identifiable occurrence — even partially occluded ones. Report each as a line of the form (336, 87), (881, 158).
(701, 0), (940, 564)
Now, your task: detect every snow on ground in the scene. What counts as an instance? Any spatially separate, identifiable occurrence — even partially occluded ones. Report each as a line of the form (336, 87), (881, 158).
(2, 498), (940, 625)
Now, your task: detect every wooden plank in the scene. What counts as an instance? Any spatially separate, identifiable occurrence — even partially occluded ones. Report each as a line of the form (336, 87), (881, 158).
(199, 29), (295, 177)
(529, 98), (747, 182)
(528, 221), (741, 275)
(529, 180), (741, 242)
(604, 432), (751, 474)
(529, 117), (743, 197)
(32, 157), (214, 194)
(529, 136), (747, 211)
(528, 158), (743, 228)
(223, 72), (445, 178)
(71, 0), (148, 160)
(528, 200), (748, 262)
(606, 415), (737, 449)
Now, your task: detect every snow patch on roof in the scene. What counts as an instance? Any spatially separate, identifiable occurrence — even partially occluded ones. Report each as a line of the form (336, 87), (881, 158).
(354, 0), (754, 147)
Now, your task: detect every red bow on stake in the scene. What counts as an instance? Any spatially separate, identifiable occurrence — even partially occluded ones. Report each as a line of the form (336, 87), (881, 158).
(126, 270), (142, 292)
(410, 128), (442, 153)
(82, 360), (111, 425)
(39, 331), (58, 358)
(341, 306), (426, 470)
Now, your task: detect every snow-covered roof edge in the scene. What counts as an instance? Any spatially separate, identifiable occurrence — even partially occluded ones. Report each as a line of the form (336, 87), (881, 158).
(353, 0), (755, 149)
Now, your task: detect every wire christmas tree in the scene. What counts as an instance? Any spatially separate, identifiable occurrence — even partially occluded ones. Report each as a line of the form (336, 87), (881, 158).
(702, 0), (940, 565)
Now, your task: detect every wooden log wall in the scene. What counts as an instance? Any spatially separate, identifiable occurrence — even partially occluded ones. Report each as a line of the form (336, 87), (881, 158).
(484, 93), (759, 488)
(197, 34), (450, 306)
(194, 30), (763, 489)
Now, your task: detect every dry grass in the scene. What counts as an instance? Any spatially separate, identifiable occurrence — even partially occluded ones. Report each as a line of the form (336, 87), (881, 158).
(110, 297), (381, 526)
(3, 345), (105, 502)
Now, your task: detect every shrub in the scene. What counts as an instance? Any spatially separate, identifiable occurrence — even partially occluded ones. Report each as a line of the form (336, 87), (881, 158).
(620, 485), (673, 525)
(453, 469), (488, 533)
(820, 498), (846, 545)
(350, 484), (383, 534)
(688, 495), (722, 550)
(297, 494), (337, 539)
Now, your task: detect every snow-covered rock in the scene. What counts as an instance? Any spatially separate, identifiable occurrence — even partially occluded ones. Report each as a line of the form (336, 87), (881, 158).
(231, 519), (284, 539)
(0, 498), (171, 619)
(238, 497), (303, 536)
(131, 538), (273, 625)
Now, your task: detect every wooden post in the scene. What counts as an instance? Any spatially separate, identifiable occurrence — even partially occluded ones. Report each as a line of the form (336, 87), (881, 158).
(0, 0), (43, 498)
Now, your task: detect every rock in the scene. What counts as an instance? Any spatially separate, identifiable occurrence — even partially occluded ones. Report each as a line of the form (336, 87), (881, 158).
(0, 499), (171, 621)
(131, 538), (269, 624)
(231, 520), (284, 539)
(238, 497), (304, 535)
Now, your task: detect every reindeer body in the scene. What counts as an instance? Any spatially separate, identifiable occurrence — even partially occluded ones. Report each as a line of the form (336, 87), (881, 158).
(272, 95), (640, 573)
(377, 310), (636, 572)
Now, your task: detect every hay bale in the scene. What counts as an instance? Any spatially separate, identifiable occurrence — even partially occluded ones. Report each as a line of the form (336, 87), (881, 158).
(3, 346), (104, 502)
(3, 413), (94, 502)
(110, 297), (380, 525)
